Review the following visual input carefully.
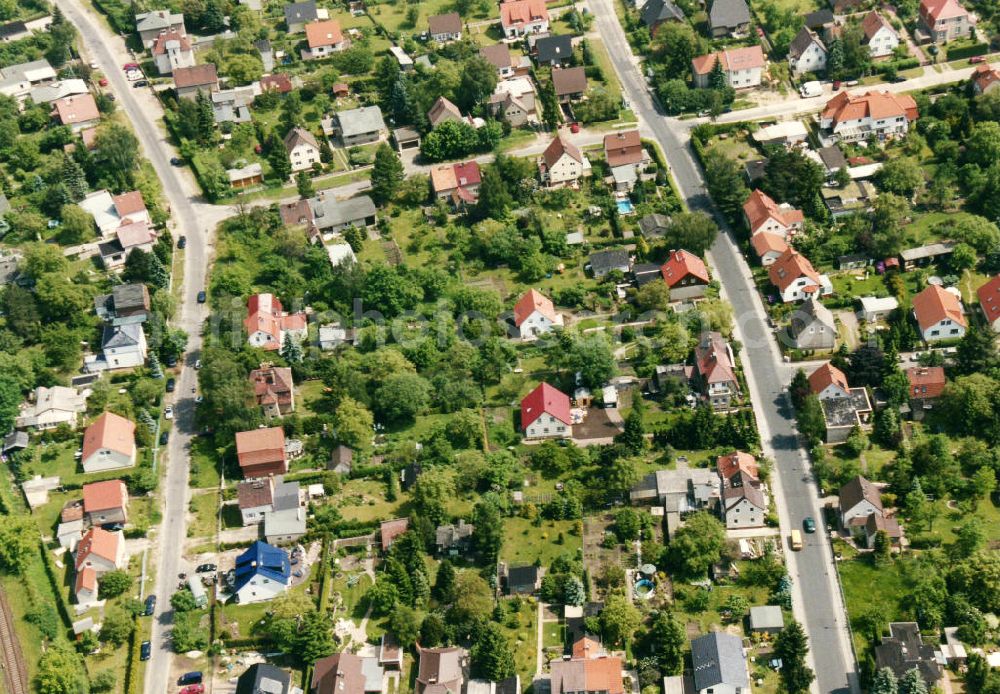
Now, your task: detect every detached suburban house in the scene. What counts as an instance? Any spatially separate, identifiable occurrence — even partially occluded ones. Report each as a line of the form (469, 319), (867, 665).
(244, 293), (307, 351)
(692, 46), (765, 89)
(552, 66), (587, 103)
(172, 63), (219, 99)
(513, 289), (563, 339)
(82, 479), (129, 525)
(325, 105), (386, 146)
(309, 194), (377, 234)
(641, 0), (685, 34)
(977, 274), (1000, 332)
(428, 12), (462, 42)
(302, 20), (349, 60)
(538, 135), (590, 187)
(95, 283), (150, 325)
(820, 90), (918, 142)
(550, 636), (624, 694)
(480, 43), (517, 78)
(972, 64), (1000, 94)
(520, 382), (572, 439)
(488, 77), (538, 126)
(788, 27), (827, 76)
(236, 426), (289, 478)
(415, 647), (466, 694)
(312, 652), (385, 694)
(690, 632), (749, 694)
(811, 362), (874, 443)
(534, 34), (574, 67)
(750, 231), (789, 266)
(16, 386), (86, 430)
(660, 249), (710, 301)
(906, 365), (946, 417)
(912, 284), (966, 342)
(917, 0), (971, 43)
(81, 412), (137, 473)
(232, 541), (291, 604)
(283, 0), (319, 32)
(75, 527), (125, 605)
(862, 11), (900, 57)
(135, 10), (185, 47)
(51, 93), (101, 132)
(430, 160), (482, 207)
(284, 127), (321, 173)
(743, 189), (804, 238)
(839, 475), (902, 548)
(250, 365), (295, 417)
(603, 130), (648, 191)
(717, 450), (767, 529)
(500, 0), (549, 37)
(786, 296), (837, 350)
(708, 0), (751, 36)
(693, 331), (740, 410)
(768, 249), (832, 303)
(151, 29), (194, 74)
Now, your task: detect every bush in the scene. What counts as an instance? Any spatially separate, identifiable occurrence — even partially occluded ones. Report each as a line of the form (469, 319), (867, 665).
(946, 43), (989, 60)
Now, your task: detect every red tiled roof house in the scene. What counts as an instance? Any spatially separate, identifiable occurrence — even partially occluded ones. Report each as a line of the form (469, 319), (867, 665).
(500, 0), (549, 38)
(912, 284), (966, 342)
(660, 249), (710, 301)
(244, 293), (308, 351)
(513, 289), (563, 340)
(82, 479), (129, 525)
(976, 274), (1000, 332)
(820, 90), (918, 143)
(742, 189), (804, 239)
(808, 362), (851, 401)
(692, 46), (765, 89)
(81, 412), (137, 473)
(538, 135), (590, 187)
(250, 365), (295, 417)
(520, 382), (572, 439)
(236, 426), (289, 478)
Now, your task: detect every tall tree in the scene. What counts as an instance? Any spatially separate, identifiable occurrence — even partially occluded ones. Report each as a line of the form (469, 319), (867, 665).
(600, 594), (641, 647)
(474, 167), (512, 221)
(195, 90), (215, 143)
(650, 609), (686, 675)
(62, 155), (88, 201)
(370, 143), (405, 205)
(471, 622), (516, 681)
(267, 131), (292, 181)
(667, 511), (726, 577)
(774, 620), (815, 694)
(296, 171), (315, 199)
(870, 668), (898, 694)
(472, 499), (504, 565)
(898, 669), (928, 694)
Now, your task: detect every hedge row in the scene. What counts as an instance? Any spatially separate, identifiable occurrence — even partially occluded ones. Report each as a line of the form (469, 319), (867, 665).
(946, 42), (989, 60)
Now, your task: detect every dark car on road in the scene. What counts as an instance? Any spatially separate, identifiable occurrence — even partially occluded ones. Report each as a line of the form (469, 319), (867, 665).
(140, 641), (151, 661)
(197, 290), (207, 304)
(803, 517), (817, 533)
(159, 431), (169, 445)
(165, 378), (176, 392)
(178, 673), (203, 686)
(177, 235), (186, 248)
(144, 595), (156, 616)
(133, 79), (148, 87)
(196, 564), (217, 573)
(171, 157), (184, 167)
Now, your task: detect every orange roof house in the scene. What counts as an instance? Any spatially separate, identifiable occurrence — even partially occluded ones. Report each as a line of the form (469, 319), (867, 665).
(111, 191), (148, 222)
(716, 451), (759, 483)
(742, 189), (804, 238)
(305, 19), (345, 48)
(235, 426), (289, 478)
(977, 274), (1000, 331)
(512, 289), (562, 338)
(768, 249), (827, 302)
(691, 45), (765, 76)
(52, 93), (101, 130)
(906, 366), (946, 401)
(660, 249), (709, 300)
(500, 0), (549, 36)
(249, 365), (295, 417)
(244, 293), (308, 351)
(820, 91), (918, 142)
(82, 479), (129, 523)
(551, 636), (624, 694)
(75, 526), (124, 573)
(808, 362), (850, 400)
(972, 64), (1000, 94)
(750, 231), (789, 266)
(912, 284), (966, 341)
(603, 130), (645, 169)
(380, 518), (409, 551)
(81, 412), (137, 473)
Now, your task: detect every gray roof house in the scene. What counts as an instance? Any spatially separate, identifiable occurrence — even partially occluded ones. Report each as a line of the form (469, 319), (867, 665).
(638, 213), (671, 239)
(135, 10), (185, 47)
(95, 283), (151, 325)
(875, 623), (942, 691)
(749, 605), (784, 634)
(236, 664), (294, 694)
(436, 519), (474, 554)
(641, 0), (685, 31)
(212, 86), (255, 123)
(255, 39), (274, 73)
(505, 564), (541, 595)
(589, 249), (631, 278)
(309, 195), (377, 233)
(325, 105), (387, 147)
(283, 0), (318, 32)
(328, 444), (353, 473)
(786, 296), (836, 350)
(534, 35), (574, 66)
(690, 632), (748, 694)
(708, 0), (751, 37)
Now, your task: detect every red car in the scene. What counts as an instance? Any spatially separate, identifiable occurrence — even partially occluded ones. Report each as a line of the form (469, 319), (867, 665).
(98, 78), (108, 86)
(569, 122), (580, 133)
(970, 55), (986, 64)
(756, 26), (764, 37)
(123, 62), (139, 70)
(179, 686), (204, 694)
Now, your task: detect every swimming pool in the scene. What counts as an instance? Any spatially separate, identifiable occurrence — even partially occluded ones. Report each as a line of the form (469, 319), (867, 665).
(616, 198), (635, 215)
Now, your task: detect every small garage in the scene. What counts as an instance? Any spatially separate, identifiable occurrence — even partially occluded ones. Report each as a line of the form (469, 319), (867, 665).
(393, 126), (421, 153)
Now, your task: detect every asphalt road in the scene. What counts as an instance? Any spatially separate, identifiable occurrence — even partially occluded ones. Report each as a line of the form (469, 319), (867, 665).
(54, 1), (217, 690)
(586, 1), (859, 692)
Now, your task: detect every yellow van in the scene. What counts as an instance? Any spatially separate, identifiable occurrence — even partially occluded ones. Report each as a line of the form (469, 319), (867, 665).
(790, 529), (803, 551)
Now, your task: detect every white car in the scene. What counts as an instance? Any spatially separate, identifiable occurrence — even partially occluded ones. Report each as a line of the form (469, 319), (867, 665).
(799, 81), (822, 98)
(164, 405), (173, 420)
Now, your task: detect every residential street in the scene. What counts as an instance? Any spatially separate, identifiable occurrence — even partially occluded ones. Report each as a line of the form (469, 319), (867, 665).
(54, 1), (220, 690)
(586, 1), (859, 692)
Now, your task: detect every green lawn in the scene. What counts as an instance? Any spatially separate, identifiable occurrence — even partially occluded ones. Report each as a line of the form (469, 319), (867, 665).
(586, 37), (623, 103)
(542, 620), (565, 650)
(838, 556), (909, 655)
(498, 598), (538, 683)
(189, 435), (221, 489)
(500, 517), (581, 568)
(188, 490), (219, 540)
(330, 569), (373, 621)
(336, 478), (407, 523)
(828, 271), (888, 298)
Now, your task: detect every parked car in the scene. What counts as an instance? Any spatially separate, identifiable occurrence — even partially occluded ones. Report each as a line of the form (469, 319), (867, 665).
(197, 290), (207, 304)
(133, 79), (148, 88)
(102, 522), (124, 532)
(166, 378), (176, 393)
(123, 62), (139, 70)
(144, 595), (156, 616)
(159, 431), (169, 445)
(180, 686), (205, 694)
(194, 359), (201, 369)
(196, 564), (217, 573)
(177, 235), (186, 248)
(165, 355), (178, 367)
(178, 673), (203, 686)
(569, 122), (580, 133)
(164, 405), (174, 420)
(171, 157), (184, 167)
(970, 55), (986, 63)
(140, 641), (151, 661)
(98, 78), (108, 86)
(803, 516), (817, 533)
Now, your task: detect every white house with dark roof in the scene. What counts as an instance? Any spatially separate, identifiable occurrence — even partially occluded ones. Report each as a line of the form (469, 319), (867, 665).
(690, 632), (749, 694)
(135, 10), (185, 47)
(284, 127), (320, 173)
(788, 26), (827, 76)
(325, 105), (387, 147)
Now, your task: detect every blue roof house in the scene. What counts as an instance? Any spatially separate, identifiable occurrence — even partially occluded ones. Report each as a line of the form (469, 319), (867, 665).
(232, 541), (291, 605)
